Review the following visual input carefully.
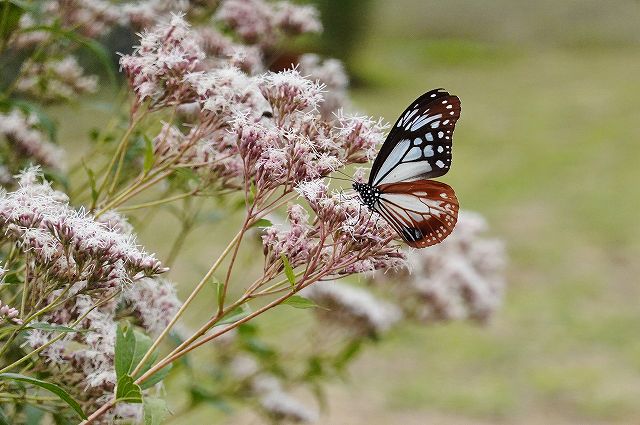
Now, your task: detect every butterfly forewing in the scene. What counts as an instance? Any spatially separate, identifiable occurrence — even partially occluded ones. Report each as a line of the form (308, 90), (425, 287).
(369, 89), (461, 187)
(375, 180), (459, 248)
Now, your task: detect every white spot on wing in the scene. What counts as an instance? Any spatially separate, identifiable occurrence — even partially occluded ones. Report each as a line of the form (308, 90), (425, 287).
(425, 133), (434, 142)
(409, 113), (442, 131)
(405, 146), (422, 161)
(373, 138), (411, 184)
(377, 161), (431, 185)
(423, 145), (434, 157)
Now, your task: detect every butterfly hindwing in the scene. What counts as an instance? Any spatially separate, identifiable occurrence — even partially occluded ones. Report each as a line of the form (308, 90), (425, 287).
(374, 180), (459, 248)
(369, 89), (461, 187)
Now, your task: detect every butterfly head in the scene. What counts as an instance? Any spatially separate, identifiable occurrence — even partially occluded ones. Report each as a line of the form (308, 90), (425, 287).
(352, 182), (380, 210)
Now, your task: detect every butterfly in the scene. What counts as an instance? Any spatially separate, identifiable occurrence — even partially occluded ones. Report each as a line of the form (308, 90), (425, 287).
(353, 88), (461, 248)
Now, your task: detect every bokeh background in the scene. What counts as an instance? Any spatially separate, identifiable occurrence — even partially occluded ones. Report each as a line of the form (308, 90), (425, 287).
(50, 0), (640, 423)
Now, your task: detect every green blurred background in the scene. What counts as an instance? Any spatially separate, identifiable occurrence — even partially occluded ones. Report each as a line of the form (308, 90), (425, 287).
(53, 0), (640, 423)
(321, 1), (640, 423)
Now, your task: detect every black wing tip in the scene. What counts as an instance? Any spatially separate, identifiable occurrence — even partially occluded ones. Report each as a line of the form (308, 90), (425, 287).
(412, 88), (459, 106)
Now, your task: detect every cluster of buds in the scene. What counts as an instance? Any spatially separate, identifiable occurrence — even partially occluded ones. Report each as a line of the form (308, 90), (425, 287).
(119, 13), (205, 110)
(301, 281), (402, 338)
(0, 301), (22, 325)
(0, 168), (166, 293)
(16, 57), (98, 102)
(375, 211), (507, 324)
(226, 355), (318, 423)
(215, 0), (321, 48)
(298, 54), (350, 118)
(263, 179), (406, 279)
(47, 0), (121, 38)
(0, 109), (64, 171)
(27, 274), (180, 423)
(121, 277), (181, 336)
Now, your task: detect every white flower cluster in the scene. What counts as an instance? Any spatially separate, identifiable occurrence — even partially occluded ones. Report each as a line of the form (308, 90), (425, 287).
(27, 274), (180, 423)
(0, 109), (64, 170)
(16, 57), (98, 102)
(301, 281), (402, 337)
(216, 0), (322, 48)
(377, 211), (507, 323)
(228, 356), (319, 423)
(0, 168), (166, 289)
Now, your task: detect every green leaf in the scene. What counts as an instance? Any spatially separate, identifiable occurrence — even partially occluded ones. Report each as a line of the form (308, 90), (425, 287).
(115, 324), (136, 379)
(333, 340), (363, 370)
(25, 405), (44, 425)
(115, 374), (142, 404)
(0, 0), (26, 42)
(131, 330), (153, 376)
(115, 324), (154, 380)
(82, 161), (98, 205)
(18, 25), (117, 87)
(143, 134), (154, 173)
(283, 295), (318, 309)
(212, 278), (224, 311)
(143, 397), (168, 425)
(139, 363), (172, 390)
(280, 254), (295, 287)
(218, 304), (251, 326)
(52, 412), (73, 425)
(26, 322), (91, 334)
(3, 271), (22, 284)
(3, 99), (57, 142)
(251, 218), (273, 228)
(0, 406), (10, 425)
(0, 373), (87, 419)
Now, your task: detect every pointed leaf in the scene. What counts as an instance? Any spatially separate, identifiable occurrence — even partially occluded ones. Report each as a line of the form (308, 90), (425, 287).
(143, 134), (154, 173)
(218, 304), (251, 326)
(139, 363), (172, 390)
(212, 278), (224, 311)
(82, 161), (98, 205)
(144, 397), (168, 425)
(280, 254), (295, 287)
(251, 218), (272, 228)
(0, 373), (87, 419)
(115, 324), (136, 379)
(26, 322), (91, 333)
(115, 324), (155, 381)
(115, 374), (142, 404)
(283, 295), (318, 309)
(0, 1), (25, 42)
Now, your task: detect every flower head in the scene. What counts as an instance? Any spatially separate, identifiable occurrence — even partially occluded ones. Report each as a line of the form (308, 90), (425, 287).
(119, 13), (205, 109)
(0, 109), (64, 170)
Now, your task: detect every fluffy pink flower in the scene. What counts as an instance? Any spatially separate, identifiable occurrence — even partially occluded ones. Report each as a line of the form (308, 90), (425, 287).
(375, 211), (507, 324)
(119, 13), (205, 109)
(0, 109), (64, 170)
(0, 168), (166, 289)
(0, 301), (21, 325)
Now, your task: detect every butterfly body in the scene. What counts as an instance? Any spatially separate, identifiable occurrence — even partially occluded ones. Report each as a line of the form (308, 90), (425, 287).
(354, 88), (461, 248)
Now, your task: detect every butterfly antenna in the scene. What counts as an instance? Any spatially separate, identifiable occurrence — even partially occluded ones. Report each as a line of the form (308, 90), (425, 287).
(334, 168), (355, 182)
(329, 176), (353, 183)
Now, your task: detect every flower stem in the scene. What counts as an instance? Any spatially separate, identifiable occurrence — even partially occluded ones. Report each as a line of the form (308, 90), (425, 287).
(0, 291), (120, 374)
(95, 110), (147, 207)
(116, 189), (198, 212)
(129, 229), (243, 378)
